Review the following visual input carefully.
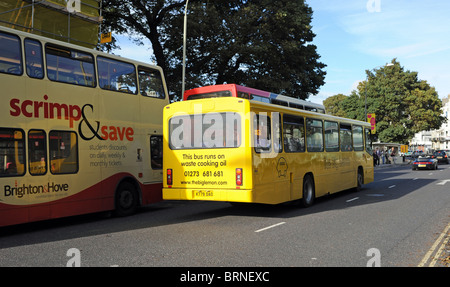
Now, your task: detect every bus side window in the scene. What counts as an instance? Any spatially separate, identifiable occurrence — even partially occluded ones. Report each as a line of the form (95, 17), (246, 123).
(324, 121), (339, 152)
(25, 38), (44, 79)
(138, 66), (165, 99)
(0, 128), (25, 177)
(273, 113), (282, 153)
(283, 115), (305, 153)
(352, 125), (364, 151)
(306, 118), (324, 152)
(365, 128), (372, 154)
(97, 56), (137, 94)
(28, 130), (47, 175)
(49, 131), (78, 174)
(0, 32), (23, 75)
(254, 114), (271, 153)
(150, 135), (163, 169)
(340, 124), (353, 151)
(46, 44), (95, 87)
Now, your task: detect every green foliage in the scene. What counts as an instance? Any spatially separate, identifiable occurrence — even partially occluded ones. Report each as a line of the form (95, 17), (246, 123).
(323, 94), (348, 117)
(324, 59), (445, 144)
(101, 0), (326, 101)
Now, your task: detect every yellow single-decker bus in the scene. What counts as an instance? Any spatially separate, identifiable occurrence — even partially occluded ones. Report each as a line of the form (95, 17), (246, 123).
(163, 97), (374, 207)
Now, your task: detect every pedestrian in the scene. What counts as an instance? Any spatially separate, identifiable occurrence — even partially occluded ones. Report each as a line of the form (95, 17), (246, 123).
(390, 147), (396, 164)
(376, 148), (381, 166)
(373, 150), (379, 166)
(381, 150), (385, 164)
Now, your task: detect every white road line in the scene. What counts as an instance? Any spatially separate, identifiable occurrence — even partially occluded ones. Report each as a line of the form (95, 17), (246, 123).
(388, 185), (396, 189)
(418, 222), (450, 267)
(413, 178), (419, 181)
(346, 197), (359, 202)
(255, 222), (286, 233)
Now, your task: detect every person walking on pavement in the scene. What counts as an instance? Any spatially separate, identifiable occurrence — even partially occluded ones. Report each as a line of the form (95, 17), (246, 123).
(376, 148), (381, 166)
(390, 147), (396, 164)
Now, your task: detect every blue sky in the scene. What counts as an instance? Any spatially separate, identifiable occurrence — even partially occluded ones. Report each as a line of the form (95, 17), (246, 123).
(305, 0), (450, 104)
(113, 0), (450, 104)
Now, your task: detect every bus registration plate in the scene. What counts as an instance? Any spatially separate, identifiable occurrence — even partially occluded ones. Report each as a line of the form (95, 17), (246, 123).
(193, 190), (214, 198)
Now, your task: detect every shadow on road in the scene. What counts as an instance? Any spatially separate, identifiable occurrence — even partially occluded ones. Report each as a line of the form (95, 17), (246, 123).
(0, 165), (443, 248)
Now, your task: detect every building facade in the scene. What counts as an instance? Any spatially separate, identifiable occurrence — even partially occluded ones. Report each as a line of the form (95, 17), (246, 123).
(410, 95), (450, 152)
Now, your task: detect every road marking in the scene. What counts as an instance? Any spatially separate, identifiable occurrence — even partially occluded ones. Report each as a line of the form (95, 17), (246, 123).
(429, 234), (449, 267)
(388, 185), (396, 189)
(366, 194), (385, 197)
(436, 179), (450, 185)
(413, 178), (419, 181)
(346, 197), (359, 202)
(418, 222), (450, 267)
(255, 222), (286, 233)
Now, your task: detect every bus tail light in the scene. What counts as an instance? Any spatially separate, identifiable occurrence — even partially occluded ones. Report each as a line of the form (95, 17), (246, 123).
(167, 169), (173, 186)
(236, 168), (243, 186)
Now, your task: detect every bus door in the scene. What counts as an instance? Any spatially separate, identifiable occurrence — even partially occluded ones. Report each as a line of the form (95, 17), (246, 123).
(339, 123), (354, 190)
(252, 111), (289, 204)
(149, 135), (163, 180)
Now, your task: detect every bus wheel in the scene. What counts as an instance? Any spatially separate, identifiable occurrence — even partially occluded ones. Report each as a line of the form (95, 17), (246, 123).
(114, 182), (139, 217)
(355, 168), (363, 192)
(301, 175), (315, 207)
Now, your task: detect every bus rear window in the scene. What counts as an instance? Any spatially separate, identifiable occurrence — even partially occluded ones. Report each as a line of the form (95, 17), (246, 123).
(186, 90), (232, 100)
(169, 113), (241, 149)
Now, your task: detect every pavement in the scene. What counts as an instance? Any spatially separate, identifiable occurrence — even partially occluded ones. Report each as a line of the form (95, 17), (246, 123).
(374, 156), (411, 169)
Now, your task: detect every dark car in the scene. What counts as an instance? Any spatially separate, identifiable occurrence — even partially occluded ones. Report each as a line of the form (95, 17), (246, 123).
(412, 156), (438, 170)
(431, 150), (449, 164)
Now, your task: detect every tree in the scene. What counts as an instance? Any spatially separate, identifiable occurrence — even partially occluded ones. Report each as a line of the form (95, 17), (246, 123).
(323, 94), (348, 117)
(101, 0), (326, 100)
(330, 59), (445, 144)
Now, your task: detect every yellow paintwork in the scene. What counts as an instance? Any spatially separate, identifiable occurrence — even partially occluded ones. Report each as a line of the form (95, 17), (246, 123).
(163, 97), (374, 204)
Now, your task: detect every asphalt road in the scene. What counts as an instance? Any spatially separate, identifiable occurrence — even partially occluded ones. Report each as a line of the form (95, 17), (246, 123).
(0, 164), (449, 268)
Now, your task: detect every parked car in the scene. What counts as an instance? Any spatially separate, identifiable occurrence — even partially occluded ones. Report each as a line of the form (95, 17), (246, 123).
(431, 150), (449, 164)
(411, 156), (438, 170)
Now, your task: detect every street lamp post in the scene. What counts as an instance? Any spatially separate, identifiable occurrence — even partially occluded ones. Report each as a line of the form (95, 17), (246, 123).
(181, 0), (189, 98)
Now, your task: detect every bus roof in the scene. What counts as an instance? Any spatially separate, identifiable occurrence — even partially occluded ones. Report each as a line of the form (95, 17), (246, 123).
(246, 98), (370, 127)
(183, 84), (326, 113)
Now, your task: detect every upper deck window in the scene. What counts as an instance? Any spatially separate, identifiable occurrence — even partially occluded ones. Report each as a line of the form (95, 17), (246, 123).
(138, 66), (165, 99)
(97, 56), (137, 94)
(46, 44), (95, 87)
(0, 32), (22, 75)
(25, 39), (44, 79)
(186, 90), (232, 100)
